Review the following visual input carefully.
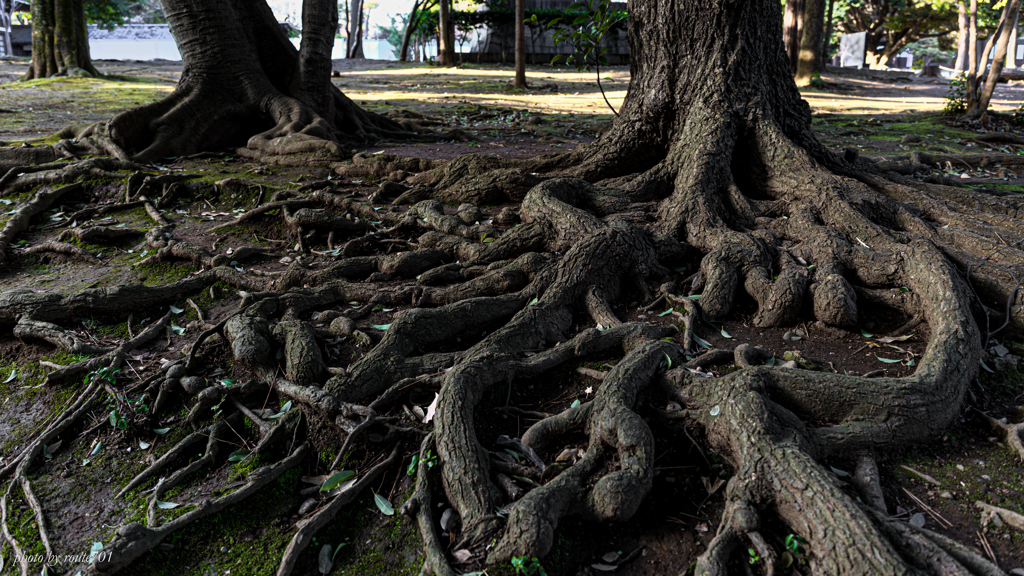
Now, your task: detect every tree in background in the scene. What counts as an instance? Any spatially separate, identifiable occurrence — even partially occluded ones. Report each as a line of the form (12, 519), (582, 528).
(964, 0), (1022, 120)
(514, 0), (525, 86)
(794, 0), (825, 84)
(438, 0), (455, 64)
(27, 0), (96, 78)
(837, 0), (959, 69)
(347, 0), (364, 58)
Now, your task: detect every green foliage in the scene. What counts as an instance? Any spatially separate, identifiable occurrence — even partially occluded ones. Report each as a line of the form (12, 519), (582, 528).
(808, 71), (827, 89)
(784, 533), (809, 565)
(747, 548), (761, 564)
(510, 556), (547, 575)
(84, 0), (164, 29)
(944, 72), (968, 115)
(1013, 102), (1024, 126)
(535, 0), (626, 114)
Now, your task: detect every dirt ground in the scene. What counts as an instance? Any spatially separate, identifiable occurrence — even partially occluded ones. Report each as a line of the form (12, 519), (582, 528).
(0, 57), (1022, 576)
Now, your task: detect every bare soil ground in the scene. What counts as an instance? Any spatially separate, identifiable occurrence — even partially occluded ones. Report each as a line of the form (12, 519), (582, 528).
(0, 57), (1022, 576)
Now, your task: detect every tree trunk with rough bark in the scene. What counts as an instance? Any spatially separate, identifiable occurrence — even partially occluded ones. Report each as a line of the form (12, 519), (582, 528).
(26, 0), (97, 79)
(794, 0), (824, 85)
(74, 0), (406, 162)
(2, 0), (1020, 574)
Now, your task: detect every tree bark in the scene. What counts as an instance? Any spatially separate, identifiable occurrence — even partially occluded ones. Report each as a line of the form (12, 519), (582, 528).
(26, 0), (97, 79)
(794, 0), (825, 85)
(969, 0), (1023, 120)
(346, 0), (364, 58)
(398, 0), (422, 62)
(1007, 4), (1020, 68)
(955, 1), (969, 70)
(781, 0), (805, 72)
(438, 0), (455, 65)
(78, 0), (405, 161)
(514, 0), (526, 87)
(821, 0), (834, 65)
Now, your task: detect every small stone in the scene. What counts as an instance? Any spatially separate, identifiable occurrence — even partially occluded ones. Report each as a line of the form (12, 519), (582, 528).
(527, 115), (543, 125)
(900, 134), (923, 144)
(779, 360), (798, 369)
(960, 173), (971, 179)
(494, 206), (521, 226)
(956, 464), (965, 471)
(220, 546), (229, 553)
(783, 331), (794, 341)
(794, 329), (806, 337)
(981, 474), (992, 481)
(279, 256), (293, 264)
(939, 491), (953, 499)
(909, 513), (926, 528)
(440, 508), (460, 531)
(179, 376), (207, 395)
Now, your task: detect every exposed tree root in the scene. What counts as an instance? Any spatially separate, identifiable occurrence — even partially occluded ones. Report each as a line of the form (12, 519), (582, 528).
(90, 444), (307, 575)
(276, 447), (400, 576)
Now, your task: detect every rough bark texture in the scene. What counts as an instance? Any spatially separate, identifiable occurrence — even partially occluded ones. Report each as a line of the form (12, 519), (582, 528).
(26, 0), (97, 79)
(1, 0), (1020, 574)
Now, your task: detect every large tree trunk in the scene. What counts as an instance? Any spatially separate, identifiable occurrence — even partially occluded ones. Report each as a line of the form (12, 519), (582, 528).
(794, 0), (824, 85)
(390, 0), (1007, 572)
(26, 0), (97, 79)
(77, 0), (404, 162)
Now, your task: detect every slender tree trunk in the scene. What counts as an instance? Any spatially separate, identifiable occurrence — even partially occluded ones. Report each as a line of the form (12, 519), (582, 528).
(794, 0), (824, 84)
(955, 1), (969, 71)
(1007, 5), (1020, 68)
(972, 0), (1023, 119)
(346, 0), (364, 58)
(821, 0), (834, 66)
(781, 0), (805, 72)
(399, 0), (422, 62)
(514, 0), (526, 87)
(26, 0), (96, 79)
(438, 0), (455, 65)
(966, 0), (979, 109)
